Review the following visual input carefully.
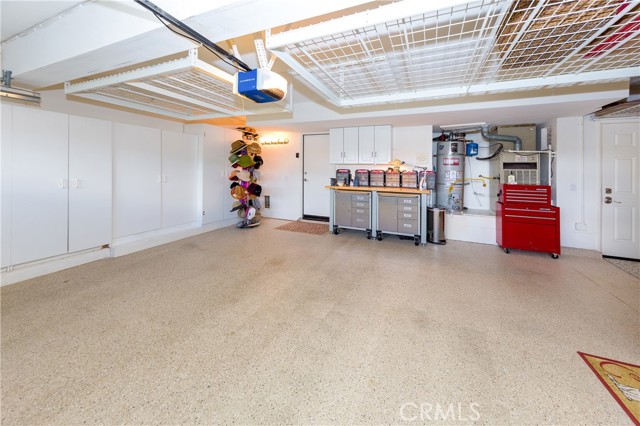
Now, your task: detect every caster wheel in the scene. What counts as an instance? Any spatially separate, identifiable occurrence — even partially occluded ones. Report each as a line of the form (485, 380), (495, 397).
(414, 236), (420, 246)
(504, 248), (510, 254)
(552, 254), (559, 259)
(333, 226), (339, 235)
(376, 231), (382, 241)
(366, 231), (372, 240)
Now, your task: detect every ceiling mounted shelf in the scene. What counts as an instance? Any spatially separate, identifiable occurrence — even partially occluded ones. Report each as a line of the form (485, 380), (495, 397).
(267, 0), (640, 107)
(64, 49), (292, 121)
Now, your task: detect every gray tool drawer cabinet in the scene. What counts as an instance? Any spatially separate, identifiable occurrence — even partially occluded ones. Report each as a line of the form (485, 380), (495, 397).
(376, 194), (421, 245)
(333, 190), (372, 239)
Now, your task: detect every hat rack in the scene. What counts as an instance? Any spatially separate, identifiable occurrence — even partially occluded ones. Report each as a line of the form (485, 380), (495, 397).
(228, 132), (264, 228)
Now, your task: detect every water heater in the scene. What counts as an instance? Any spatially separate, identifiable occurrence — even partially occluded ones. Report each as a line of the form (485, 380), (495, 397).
(436, 141), (465, 211)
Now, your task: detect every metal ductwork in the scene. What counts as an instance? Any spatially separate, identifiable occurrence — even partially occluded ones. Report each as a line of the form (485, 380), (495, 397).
(593, 77), (640, 118)
(480, 125), (522, 151)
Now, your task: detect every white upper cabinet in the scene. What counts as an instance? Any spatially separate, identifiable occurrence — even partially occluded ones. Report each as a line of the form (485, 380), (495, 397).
(68, 116), (112, 253)
(161, 130), (199, 228)
(10, 107), (69, 265)
(358, 126), (375, 163)
(331, 125), (392, 164)
(374, 125), (392, 164)
(112, 123), (162, 238)
(343, 127), (360, 163)
(330, 127), (359, 164)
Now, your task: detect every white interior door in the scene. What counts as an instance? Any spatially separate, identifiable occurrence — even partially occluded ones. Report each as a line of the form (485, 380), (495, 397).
(601, 121), (640, 260)
(303, 134), (332, 218)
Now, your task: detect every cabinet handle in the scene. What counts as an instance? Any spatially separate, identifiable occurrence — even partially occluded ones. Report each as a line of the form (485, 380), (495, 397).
(58, 179), (68, 189)
(371, 151), (374, 158)
(163, 175), (168, 183)
(157, 175), (162, 183)
(71, 179), (81, 189)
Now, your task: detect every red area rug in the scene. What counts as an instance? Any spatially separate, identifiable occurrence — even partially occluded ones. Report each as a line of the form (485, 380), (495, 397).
(578, 351), (640, 425)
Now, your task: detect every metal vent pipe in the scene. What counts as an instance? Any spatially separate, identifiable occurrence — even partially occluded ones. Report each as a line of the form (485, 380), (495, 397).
(480, 125), (522, 151)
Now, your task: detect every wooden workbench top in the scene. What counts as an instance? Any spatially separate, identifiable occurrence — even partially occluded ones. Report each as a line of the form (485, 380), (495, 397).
(325, 185), (430, 194)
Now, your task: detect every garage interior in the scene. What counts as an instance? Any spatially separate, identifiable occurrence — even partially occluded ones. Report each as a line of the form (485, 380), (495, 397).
(1, 1), (639, 424)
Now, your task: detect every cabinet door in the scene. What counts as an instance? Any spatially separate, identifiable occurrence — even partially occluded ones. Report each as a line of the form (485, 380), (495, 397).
(1, 105), (12, 267)
(378, 195), (398, 232)
(11, 106), (69, 265)
(334, 191), (352, 226)
(68, 116), (112, 252)
(329, 128), (344, 163)
(343, 127), (359, 163)
(201, 126), (225, 224)
(358, 126), (375, 163)
(112, 123), (161, 238)
(224, 128), (243, 220)
(161, 130), (199, 228)
(374, 125), (392, 164)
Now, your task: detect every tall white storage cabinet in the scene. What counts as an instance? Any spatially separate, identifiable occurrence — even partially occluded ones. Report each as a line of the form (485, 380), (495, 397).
(68, 116), (112, 252)
(112, 123), (162, 238)
(3, 107), (112, 267)
(161, 130), (198, 228)
(184, 124), (241, 224)
(1, 105), (13, 268)
(11, 107), (69, 265)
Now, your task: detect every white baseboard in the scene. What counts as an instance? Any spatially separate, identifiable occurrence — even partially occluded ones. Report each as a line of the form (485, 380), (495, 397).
(0, 248), (111, 287)
(1, 219), (237, 286)
(110, 219), (236, 258)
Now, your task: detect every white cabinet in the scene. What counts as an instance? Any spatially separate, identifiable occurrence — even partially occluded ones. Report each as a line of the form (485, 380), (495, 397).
(184, 124), (241, 224)
(3, 107), (112, 266)
(330, 127), (359, 164)
(358, 125), (392, 164)
(1, 105), (13, 267)
(161, 130), (198, 228)
(113, 123), (162, 238)
(374, 125), (392, 164)
(68, 116), (112, 252)
(11, 107), (69, 265)
(331, 125), (392, 164)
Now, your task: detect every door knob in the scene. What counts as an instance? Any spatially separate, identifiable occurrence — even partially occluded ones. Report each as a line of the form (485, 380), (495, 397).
(605, 197), (621, 204)
(304, 178), (309, 182)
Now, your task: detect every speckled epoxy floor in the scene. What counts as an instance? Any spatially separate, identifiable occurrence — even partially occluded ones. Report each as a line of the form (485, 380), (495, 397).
(1, 219), (638, 425)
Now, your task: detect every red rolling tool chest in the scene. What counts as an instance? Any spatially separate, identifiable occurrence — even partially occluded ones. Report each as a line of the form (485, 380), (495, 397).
(496, 184), (561, 258)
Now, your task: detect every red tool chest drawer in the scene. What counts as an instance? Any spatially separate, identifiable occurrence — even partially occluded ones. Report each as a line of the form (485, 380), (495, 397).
(496, 202), (561, 258)
(498, 184), (552, 207)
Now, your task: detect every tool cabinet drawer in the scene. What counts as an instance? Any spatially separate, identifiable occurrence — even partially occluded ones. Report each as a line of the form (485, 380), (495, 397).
(352, 201), (370, 209)
(352, 207), (369, 215)
(351, 214), (370, 228)
(352, 193), (369, 202)
(397, 196), (419, 206)
(398, 211), (417, 220)
(398, 219), (418, 234)
(398, 204), (418, 213)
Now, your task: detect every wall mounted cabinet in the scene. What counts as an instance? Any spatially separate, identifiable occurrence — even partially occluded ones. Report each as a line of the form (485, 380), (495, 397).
(358, 125), (392, 164)
(2, 106), (112, 267)
(330, 125), (392, 164)
(329, 127), (359, 164)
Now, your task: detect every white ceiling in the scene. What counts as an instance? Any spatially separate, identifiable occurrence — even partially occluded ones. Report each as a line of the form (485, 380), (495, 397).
(1, 0), (638, 129)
